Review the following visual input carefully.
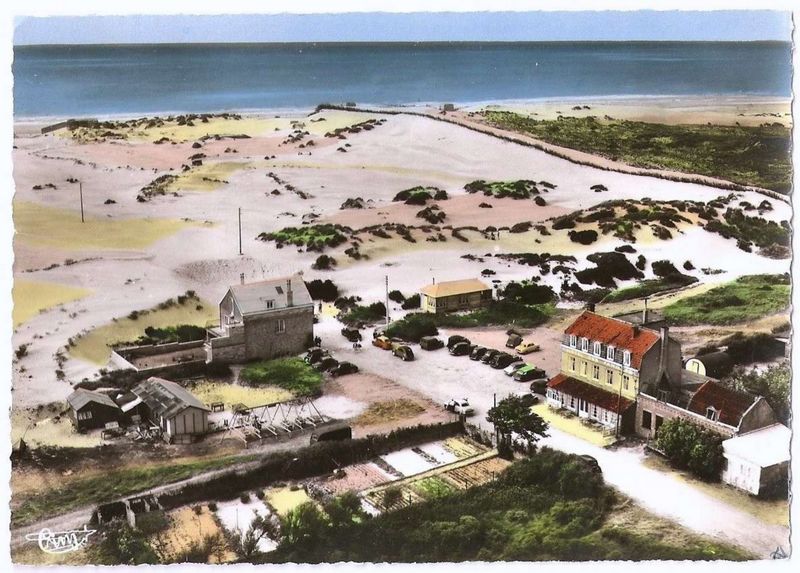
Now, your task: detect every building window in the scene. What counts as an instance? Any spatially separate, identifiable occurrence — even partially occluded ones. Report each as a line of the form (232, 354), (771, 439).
(569, 356), (576, 372)
(606, 370), (614, 385)
(582, 361), (588, 376)
(592, 365), (600, 380)
(593, 341), (602, 356)
(592, 404), (598, 417)
(581, 337), (589, 352)
(655, 415), (664, 432)
(275, 319), (286, 334)
(77, 411), (93, 421)
(607, 345), (615, 361)
(657, 389), (670, 402)
(265, 299), (275, 309)
(623, 375), (630, 391)
(622, 350), (631, 366)
(642, 410), (653, 430)
(706, 407), (719, 422)
(459, 294), (468, 304)
(570, 396), (576, 409)
(569, 334), (577, 347)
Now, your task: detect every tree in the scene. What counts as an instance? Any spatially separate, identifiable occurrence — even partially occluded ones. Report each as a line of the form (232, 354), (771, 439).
(238, 513), (281, 559)
(323, 491), (365, 527)
(280, 502), (328, 546)
(487, 395), (549, 457)
(654, 418), (724, 481)
(726, 362), (790, 423)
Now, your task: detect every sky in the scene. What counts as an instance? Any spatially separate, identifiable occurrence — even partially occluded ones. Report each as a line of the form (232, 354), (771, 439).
(13, 11), (793, 45)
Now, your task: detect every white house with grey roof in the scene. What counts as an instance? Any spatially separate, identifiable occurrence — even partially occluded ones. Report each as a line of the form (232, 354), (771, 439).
(205, 274), (314, 364)
(131, 377), (210, 444)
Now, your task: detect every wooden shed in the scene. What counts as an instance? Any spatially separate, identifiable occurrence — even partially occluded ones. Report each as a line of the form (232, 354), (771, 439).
(132, 377), (210, 444)
(66, 389), (122, 431)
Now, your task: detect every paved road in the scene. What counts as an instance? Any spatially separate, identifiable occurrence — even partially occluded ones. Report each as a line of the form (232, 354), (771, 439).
(319, 319), (790, 558)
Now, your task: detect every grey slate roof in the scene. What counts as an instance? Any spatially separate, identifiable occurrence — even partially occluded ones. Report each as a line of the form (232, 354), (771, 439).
(132, 377), (210, 419)
(67, 389), (120, 411)
(227, 274), (312, 316)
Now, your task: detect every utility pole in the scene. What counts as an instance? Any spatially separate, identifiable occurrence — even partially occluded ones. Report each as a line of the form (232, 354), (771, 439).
(238, 207), (242, 255)
(79, 181), (85, 223)
(385, 275), (390, 325)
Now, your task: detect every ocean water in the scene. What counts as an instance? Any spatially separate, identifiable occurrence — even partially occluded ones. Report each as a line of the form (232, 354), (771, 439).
(12, 42), (792, 118)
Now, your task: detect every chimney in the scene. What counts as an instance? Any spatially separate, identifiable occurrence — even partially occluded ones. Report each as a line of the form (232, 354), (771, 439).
(240, 273), (245, 285)
(656, 326), (671, 386)
(642, 298), (649, 325)
(286, 278), (294, 307)
(632, 325), (640, 337)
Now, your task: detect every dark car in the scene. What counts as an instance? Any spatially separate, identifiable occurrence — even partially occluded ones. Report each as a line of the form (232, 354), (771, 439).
(505, 333), (523, 348)
(490, 352), (517, 369)
(420, 336), (444, 351)
(513, 365), (546, 382)
(310, 424), (352, 443)
(449, 341), (471, 356)
(447, 335), (470, 349)
(313, 357), (339, 372)
(393, 345), (415, 362)
(341, 327), (362, 342)
(304, 348), (329, 364)
(330, 361), (359, 377)
(529, 378), (549, 395)
(481, 349), (500, 364)
(469, 346), (488, 361)
(577, 454), (602, 474)
(519, 393), (540, 408)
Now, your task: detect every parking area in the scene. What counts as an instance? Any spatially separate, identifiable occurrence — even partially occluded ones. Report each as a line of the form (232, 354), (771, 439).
(314, 316), (565, 432)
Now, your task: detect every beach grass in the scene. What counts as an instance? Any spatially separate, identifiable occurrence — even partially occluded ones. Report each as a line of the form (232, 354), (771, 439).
(170, 161), (250, 192)
(12, 279), (91, 327)
(14, 201), (199, 251)
(663, 274), (790, 325)
(483, 111), (792, 193)
(239, 357), (323, 397)
(69, 298), (217, 364)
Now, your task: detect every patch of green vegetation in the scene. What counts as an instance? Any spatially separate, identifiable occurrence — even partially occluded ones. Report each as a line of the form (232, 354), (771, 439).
(240, 357), (323, 396)
(340, 302), (387, 325)
(727, 362), (790, 425)
(705, 208), (790, 252)
(483, 111), (792, 193)
(412, 476), (457, 500)
(258, 224), (350, 251)
(663, 274), (790, 325)
(263, 448), (749, 563)
(604, 276), (697, 303)
(119, 324), (207, 346)
(464, 179), (541, 199)
(385, 313), (439, 342)
(11, 454), (253, 527)
(392, 186), (448, 205)
(435, 300), (553, 329)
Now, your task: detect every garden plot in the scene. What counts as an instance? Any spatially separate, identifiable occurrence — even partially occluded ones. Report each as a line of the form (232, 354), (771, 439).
(214, 497), (277, 553)
(317, 462), (394, 496)
(153, 506), (237, 564)
(266, 486), (313, 517)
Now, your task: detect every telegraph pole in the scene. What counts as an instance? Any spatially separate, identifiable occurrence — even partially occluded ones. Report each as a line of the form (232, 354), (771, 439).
(385, 275), (390, 325)
(238, 207), (242, 255)
(79, 182), (85, 223)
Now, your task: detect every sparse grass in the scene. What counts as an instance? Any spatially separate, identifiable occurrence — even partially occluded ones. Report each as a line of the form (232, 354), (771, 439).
(355, 399), (426, 426)
(11, 454), (252, 527)
(14, 201), (200, 250)
(240, 357), (323, 397)
(12, 279), (91, 327)
(483, 111), (792, 193)
(69, 297), (216, 364)
(266, 487), (313, 516)
(171, 161), (248, 192)
(663, 274), (790, 325)
(258, 224), (350, 251)
(604, 275), (698, 303)
(189, 381), (292, 409)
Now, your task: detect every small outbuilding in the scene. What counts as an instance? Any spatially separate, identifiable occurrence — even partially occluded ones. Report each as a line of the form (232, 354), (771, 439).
(419, 278), (493, 314)
(722, 423), (790, 496)
(67, 389), (122, 431)
(685, 351), (734, 379)
(132, 377), (210, 444)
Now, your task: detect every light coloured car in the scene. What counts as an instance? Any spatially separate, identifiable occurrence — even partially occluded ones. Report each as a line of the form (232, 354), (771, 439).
(515, 341), (541, 354)
(503, 360), (526, 376)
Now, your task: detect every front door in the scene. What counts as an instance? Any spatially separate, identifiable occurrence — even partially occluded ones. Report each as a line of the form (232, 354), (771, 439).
(579, 399), (589, 414)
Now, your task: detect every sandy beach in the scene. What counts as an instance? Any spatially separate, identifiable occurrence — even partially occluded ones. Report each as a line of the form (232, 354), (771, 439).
(10, 95), (791, 410)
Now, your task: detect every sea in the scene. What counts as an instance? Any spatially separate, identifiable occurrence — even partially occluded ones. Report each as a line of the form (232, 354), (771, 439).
(12, 41), (793, 119)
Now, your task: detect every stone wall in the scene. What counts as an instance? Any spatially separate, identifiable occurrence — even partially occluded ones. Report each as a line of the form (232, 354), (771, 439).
(243, 305), (314, 361)
(636, 393), (736, 439)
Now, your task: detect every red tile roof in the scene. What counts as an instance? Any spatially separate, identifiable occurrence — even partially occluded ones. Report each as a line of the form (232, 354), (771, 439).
(686, 381), (758, 427)
(547, 373), (634, 414)
(565, 311), (660, 369)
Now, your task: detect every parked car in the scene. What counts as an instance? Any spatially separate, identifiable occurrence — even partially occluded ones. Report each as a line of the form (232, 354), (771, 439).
(372, 336), (393, 350)
(449, 341), (471, 356)
(447, 335), (470, 349)
(304, 348), (329, 364)
(310, 424), (352, 443)
(392, 345), (415, 361)
(519, 393), (540, 408)
(515, 341), (541, 355)
(420, 336), (444, 351)
(491, 352), (518, 369)
(469, 345), (488, 361)
(444, 398), (475, 416)
(504, 360), (526, 376)
(313, 357), (339, 372)
(513, 364), (546, 382)
(506, 333), (523, 348)
(341, 327), (362, 342)
(330, 361), (359, 377)
(529, 378), (549, 395)
(481, 349), (500, 364)
(577, 454), (602, 474)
